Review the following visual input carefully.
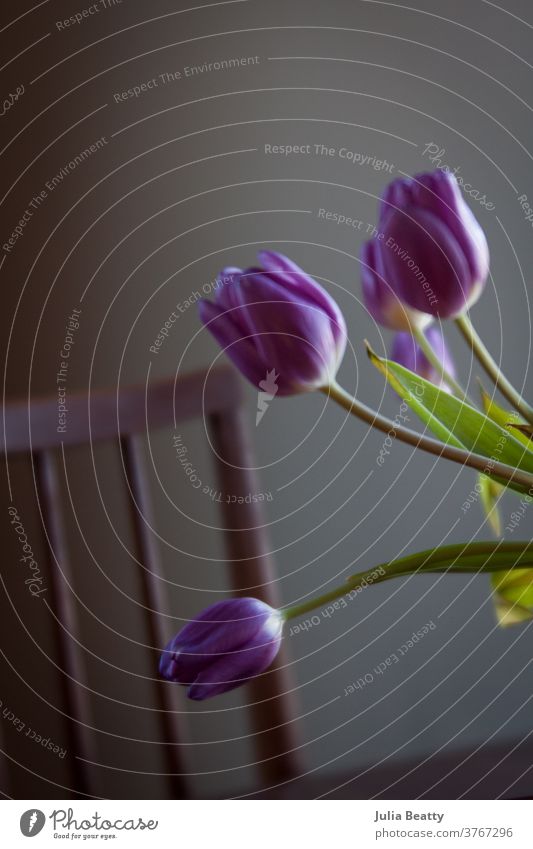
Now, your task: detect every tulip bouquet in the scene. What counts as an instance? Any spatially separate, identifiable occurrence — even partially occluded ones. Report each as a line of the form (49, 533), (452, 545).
(161, 170), (533, 701)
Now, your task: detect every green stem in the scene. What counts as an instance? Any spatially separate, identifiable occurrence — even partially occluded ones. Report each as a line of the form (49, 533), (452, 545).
(282, 541), (533, 621)
(323, 381), (533, 492)
(412, 325), (470, 403)
(456, 313), (533, 425)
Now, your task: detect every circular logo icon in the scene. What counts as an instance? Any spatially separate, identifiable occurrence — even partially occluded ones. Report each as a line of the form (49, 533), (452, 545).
(20, 810), (46, 837)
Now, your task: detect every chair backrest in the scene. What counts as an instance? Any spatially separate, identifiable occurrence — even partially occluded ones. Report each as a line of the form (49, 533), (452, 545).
(1, 366), (299, 797)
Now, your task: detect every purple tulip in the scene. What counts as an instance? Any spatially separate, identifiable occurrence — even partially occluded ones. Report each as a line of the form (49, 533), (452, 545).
(391, 325), (456, 392)
(198, 251), (347, 394)
(361, 238), (433, 331)
(368, 170), (489, 318)
(159, 598), (283, 701)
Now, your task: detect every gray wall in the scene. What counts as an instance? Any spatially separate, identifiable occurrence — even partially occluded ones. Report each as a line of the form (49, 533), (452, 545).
(1, 0), (532, 798)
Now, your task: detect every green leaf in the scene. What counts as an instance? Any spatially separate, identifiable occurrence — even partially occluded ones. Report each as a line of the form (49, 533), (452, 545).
(347, 541), (533, 584)
(478, 473), (503, 537)
(479, 385), (533, 451)
(286, 541), (533, 624)
(491, 568), (533, 627)
(367, 345), (533, 478)
(391, 543), (533, 628)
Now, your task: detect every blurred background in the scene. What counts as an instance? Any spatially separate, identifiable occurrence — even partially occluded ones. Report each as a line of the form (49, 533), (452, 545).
(1, 0), (532, 799)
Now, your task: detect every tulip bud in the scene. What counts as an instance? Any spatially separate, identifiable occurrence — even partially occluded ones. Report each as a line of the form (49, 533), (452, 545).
(361, 238), (433, 331)
(391, 325), (456, 392)
(198, 251), (347, 394)
(374, 170), (489, 318)
(159, 598), (283, 700)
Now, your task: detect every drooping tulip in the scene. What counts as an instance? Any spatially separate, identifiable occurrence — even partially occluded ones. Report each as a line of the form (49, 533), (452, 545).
(366, 170), (489, 318)
(198, 251), (347, 394)
(159, 598), (283, 701)
(391, 325), (456, 392)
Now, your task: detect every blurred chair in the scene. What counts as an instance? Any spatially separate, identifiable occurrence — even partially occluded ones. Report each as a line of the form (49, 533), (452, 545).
(1, 366), (299, 798)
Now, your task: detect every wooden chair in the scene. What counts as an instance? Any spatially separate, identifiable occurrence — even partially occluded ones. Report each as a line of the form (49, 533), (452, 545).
(4, 368), (533, 801)
(1, 366), (299, 798)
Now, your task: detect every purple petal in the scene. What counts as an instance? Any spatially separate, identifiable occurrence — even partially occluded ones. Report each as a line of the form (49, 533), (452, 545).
(237, 273), (340, 392)
(381, 207), (472, 318)
(159, 599), (279, 685)
(257, 250), (347, 349)
(391, 326), (455, 389)
(214, 270), (252, 331)
(361, 239), (432, 331)
(187, 625), (282, 701)
(214, 267), (243, 308)
(379, 172), (489, 304)
(174, 598), (272, 652)
(198, 299), (266, 389)
(410, 171), (489, 285)
(424, 324), (456, 380)
(379, 177), (415, 226)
